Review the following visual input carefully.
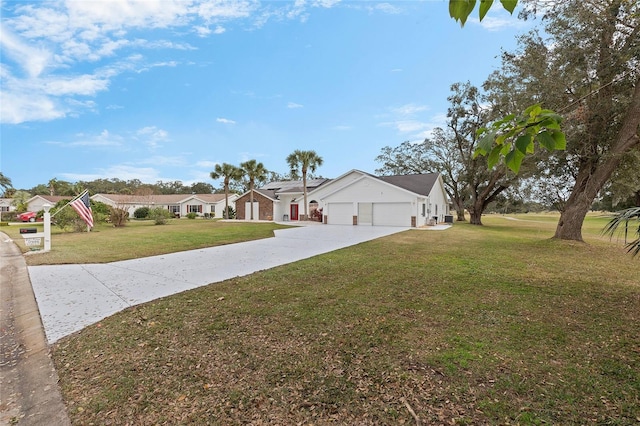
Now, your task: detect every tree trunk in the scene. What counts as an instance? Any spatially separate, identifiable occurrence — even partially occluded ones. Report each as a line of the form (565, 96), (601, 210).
(249, 184), (254, 221)
(454, 199), (466, 221)
(302, 170), (308, 221)
(554, 78), (640, 240)
(223, 179), (229, 220)
(469, 203), (483, 225)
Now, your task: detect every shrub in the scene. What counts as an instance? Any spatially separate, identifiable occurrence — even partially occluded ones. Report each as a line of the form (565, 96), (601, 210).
(110, 208), (129, 227)
(186, 212), (197, 219)
(52, 206), (81, 231)
(91, 200), (111, 216)
(149, 207), (171, 225)
(225, 206), (236, 219)
(1, 211), (17, 222)
(134, 207), (150, 219)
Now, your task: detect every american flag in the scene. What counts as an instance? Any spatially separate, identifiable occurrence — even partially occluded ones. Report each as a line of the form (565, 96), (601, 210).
(70, 190), (94, 228)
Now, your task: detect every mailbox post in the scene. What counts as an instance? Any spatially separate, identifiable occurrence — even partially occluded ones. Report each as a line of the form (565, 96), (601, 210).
(19, 204), (51, 252)
(43, 203), (51, 251)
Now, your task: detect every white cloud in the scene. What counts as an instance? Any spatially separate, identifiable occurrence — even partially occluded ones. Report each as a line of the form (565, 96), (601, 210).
(312, 0), (341, 8)
(137, 155), (187, 166)
(0, 91), (64, 124)
(195, 25), (212, 37)
(65, 0), (191, 31)
(388, 120), (430, 133)
(216, 117), (236, 124)
(0, 25), (52, 77)
(195, 0), (256, 20)
(196, 160), (218, 168)
(44, 74), (110, 96)
(372, 3), (401, 14)
(0, 0), (360, 125)
(378, 103), (445, 140)
(391, 103), (428, 116)
(287, 102), (303, 109)
(137, 126), (170, 149)
(48, 129), (124, 147)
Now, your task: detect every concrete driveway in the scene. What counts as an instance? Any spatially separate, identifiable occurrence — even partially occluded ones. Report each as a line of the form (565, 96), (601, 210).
(28, 224), (409, 344)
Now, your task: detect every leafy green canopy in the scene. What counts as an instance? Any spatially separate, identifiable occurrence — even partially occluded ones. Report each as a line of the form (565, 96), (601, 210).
(475, 104), (566, 173)
(449, 0), (518, 26)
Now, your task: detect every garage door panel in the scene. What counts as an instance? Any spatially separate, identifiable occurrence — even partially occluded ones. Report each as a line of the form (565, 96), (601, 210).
(373, 203), (411, 227)
(327, 203), (353, 225)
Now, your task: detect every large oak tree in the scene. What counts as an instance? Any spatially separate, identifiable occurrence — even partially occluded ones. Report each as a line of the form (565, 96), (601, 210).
(486, 0), (640, 241)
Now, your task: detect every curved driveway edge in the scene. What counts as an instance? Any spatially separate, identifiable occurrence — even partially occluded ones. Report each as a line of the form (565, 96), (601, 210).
(28, 224), (409, 345)
(0, 233), (71, 426)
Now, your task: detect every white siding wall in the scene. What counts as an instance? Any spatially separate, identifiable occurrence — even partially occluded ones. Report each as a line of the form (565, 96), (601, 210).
(427, 176), (449, 223)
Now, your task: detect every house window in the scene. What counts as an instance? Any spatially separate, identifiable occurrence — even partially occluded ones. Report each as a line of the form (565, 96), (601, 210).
(435, 205), (438, 215)
(188, 204), (202, 213)
(421, 204), (426, 216)
(0, 206), (9, 212)
(168, 205), (180, 214)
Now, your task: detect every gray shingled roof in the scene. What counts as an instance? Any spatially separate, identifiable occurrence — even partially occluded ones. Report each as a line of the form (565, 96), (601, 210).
(376, 173), (439, 197)
(261, 178), (329, 192)
(94, 193), (228, 204)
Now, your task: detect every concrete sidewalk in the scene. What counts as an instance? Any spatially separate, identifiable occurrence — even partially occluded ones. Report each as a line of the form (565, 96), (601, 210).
(0, 233), (71, 426)
(28, 224), (409, 344)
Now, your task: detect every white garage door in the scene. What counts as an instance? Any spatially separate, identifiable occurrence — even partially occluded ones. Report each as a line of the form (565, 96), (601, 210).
(327, 203), (353, 225)
(373, 203), (412, 227)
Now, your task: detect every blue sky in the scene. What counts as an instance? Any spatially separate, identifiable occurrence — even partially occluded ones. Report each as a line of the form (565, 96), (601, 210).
(1, 0), (534, 191)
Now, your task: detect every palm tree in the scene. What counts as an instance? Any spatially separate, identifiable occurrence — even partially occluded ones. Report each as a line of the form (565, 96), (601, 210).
(0, 172), (12, 196)
(286, 150), (323, 220)
(210, 163), (243, 219)
(240, 159), (268, 220)
(603, 207), (640, 257)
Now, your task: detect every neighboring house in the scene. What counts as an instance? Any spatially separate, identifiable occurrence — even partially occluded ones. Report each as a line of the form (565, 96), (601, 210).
(0, 198), (16, 214)
(91, 193), (239, 218)
(26, 195), (72, 212)
(309, 170), (450, 227)
(235, 179), (330, 221)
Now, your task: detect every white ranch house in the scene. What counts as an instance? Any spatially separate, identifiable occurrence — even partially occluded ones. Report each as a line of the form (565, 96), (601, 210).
(235, 170), (450, 227)
(91, 193), (238, 218)
(311, 170), (450, 227)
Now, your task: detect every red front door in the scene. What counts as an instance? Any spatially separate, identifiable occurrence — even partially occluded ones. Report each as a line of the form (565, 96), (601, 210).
(290, 204), (299, 221)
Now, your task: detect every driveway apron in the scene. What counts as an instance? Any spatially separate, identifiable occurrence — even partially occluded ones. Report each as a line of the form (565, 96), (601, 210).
(28, 225), (407, 344)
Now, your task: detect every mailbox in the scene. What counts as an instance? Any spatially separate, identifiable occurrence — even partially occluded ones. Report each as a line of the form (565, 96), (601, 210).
(20, 228), (38, 234)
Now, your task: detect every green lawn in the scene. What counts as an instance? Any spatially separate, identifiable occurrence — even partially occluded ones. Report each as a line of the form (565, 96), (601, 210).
(33, 215), (640, 424)
(2, 219), (292, 266)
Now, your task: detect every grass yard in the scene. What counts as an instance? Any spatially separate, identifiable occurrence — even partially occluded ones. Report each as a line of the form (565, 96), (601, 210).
(41, 215), (640, 424)
(2, 219), (292, 266)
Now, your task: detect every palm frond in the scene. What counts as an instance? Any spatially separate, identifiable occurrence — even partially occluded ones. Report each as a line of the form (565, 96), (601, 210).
(603, 207), (640, 257)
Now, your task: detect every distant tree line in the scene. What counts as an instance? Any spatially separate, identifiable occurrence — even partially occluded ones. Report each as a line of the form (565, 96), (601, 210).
(1, 178), (217, 198)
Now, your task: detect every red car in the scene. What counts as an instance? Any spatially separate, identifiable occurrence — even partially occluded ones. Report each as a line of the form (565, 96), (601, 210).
(17, 211), (37, 222)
